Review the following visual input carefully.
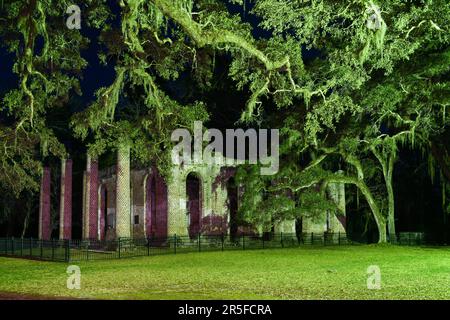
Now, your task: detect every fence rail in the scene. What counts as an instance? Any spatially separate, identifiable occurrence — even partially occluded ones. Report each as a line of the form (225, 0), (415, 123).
(0, 231), (445, 262)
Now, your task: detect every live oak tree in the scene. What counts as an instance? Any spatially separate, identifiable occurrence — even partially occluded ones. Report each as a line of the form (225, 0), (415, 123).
(0, 0), (112, 236)
(231, 0), (449, 242)
(0, 0), (448, 241)
(357, 40), (450, 237)
(0, 0), (110, 195)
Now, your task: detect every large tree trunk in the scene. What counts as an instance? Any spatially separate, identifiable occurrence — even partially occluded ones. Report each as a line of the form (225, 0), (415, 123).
(371, 146), (396, 242)
(327, 175), (387, 243)
(342, 154), (387, 243)
(356, 180), (387, 243)
(386, 153), (396, 238)
(303, 151), (388, 243)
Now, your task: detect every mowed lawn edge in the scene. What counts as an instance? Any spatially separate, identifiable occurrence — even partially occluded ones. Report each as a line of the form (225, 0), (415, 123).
(0, 245), (449, 300)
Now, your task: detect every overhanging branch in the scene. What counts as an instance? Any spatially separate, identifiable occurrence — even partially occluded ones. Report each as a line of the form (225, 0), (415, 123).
(151, 0), (289, 72)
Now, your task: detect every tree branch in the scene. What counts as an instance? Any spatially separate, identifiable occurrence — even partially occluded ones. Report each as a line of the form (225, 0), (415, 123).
(151, 0), (289, 72)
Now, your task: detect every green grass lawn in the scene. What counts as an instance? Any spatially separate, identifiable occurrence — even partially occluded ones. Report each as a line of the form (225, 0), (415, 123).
(0, 245), (449, 300)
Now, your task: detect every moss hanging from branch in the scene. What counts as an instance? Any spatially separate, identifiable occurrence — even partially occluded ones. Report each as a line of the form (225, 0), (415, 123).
(360, 1), (387, 64)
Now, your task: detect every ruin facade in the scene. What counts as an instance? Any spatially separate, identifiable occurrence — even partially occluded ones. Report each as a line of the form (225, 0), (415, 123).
(37, 155), (346, 240)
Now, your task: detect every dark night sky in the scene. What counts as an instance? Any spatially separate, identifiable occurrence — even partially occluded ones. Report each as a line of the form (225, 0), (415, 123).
(0, 49), (16, 97)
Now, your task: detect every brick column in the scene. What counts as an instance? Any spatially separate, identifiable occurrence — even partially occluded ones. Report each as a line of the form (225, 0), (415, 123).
(82, 171), (87, 239)
(327, 171), (346, 232)
(83, 155), (99, 239)
(99, 185), (106, 240)
(104, 184), (116, 240)
(89, 158), (99, 239)
(167, 168), (187, 236)
(145, 175), (153, 238)
(155, 174), (168, 239)
(274, 220), (296, 234)
(39, 167), (51, 240)
(59, 159), (73, 240)
(302, 213), (327, 233)
(116, 145), (131, 238)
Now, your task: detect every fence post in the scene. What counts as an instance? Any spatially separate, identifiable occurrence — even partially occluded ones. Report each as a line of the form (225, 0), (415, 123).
(64, 240), (69, 262)
(221, 233), (224, 251)
(64, 240), (67, 262)
(281, 232), (284, 248)
(69, 240), (72, 262)
(51, 239), (55, 260)
(311, 232), (314, 245)
(262, 235), (265, 249)
(118, 238), (121, 259)
(174, 234), (177, 254)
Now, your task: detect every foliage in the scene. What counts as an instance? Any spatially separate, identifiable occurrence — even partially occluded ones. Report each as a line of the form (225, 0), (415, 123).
(0, 0), (110, 194)
(231, 0), (449, 240)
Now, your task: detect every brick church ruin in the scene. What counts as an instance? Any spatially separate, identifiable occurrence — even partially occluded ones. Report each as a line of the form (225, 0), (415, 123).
(38, 152), (346, 241)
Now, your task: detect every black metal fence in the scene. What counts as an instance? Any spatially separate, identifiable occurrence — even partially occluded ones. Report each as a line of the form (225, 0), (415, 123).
(0, 231), (445, 262)
(0, 233), (346, 262)
(0, 238), (70, 262)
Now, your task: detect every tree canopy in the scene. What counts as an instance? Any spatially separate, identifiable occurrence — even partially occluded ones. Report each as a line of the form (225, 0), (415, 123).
(0, 0), (449, 241)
